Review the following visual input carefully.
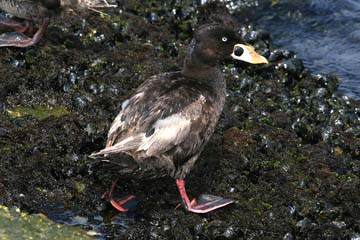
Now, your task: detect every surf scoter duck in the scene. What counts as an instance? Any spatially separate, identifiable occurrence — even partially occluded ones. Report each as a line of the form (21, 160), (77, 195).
(90, 23), (268, 213)
(0, 0), (116, 47)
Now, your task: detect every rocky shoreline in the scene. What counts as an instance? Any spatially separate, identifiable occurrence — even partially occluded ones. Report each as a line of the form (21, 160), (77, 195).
(0, 1), (359, 239)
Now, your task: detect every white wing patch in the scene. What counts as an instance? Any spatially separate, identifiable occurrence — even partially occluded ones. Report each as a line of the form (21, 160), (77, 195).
(95, 113), (191, 157)
(137, 114), (191, 155)
(92, 94), (206, 158)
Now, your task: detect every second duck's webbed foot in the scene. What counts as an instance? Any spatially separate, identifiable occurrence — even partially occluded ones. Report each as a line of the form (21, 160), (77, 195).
(0, 15), (32, 33)
(0, 18), (48, 47)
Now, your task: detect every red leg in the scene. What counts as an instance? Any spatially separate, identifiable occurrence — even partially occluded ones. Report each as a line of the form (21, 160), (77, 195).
(176, 179), (234, 214)
(0, 14), (32, 32)
(0, 19), (31, 33)
(0, 19), (48, 47)
(104, 177), (136, 212)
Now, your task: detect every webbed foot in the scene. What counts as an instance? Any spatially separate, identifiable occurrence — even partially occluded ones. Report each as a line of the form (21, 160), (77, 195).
(0, 15), (31, 32)
(176, 179), (233, 214)
(103, 177), (137, 212)
(0, 19), (48, 47)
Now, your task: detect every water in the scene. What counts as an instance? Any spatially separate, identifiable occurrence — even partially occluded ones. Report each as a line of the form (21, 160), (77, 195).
(245, 0), (360, 99)
(41, 204), (136, 239)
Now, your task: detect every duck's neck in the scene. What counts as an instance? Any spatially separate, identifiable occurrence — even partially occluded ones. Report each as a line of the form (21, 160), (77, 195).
(181, 53), (226, 91)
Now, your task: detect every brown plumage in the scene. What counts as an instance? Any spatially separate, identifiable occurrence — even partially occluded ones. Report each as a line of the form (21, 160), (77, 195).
(0, 0), (115, 47)
(90, 23), (268, 213)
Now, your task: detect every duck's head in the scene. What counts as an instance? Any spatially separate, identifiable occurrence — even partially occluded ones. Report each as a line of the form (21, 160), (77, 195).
(190, 24), (268, 66)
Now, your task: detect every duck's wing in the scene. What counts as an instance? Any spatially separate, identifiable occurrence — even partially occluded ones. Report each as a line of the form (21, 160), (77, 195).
(90, 74), (213, 159)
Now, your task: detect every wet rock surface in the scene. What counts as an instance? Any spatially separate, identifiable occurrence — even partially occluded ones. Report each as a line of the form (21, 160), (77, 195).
(0, 205), (91, 239)
(0, 1), (359, 239)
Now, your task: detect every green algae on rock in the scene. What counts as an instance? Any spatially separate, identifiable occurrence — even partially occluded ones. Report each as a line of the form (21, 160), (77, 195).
(6, 105), (68, 120)
(0, 205), (91, 240)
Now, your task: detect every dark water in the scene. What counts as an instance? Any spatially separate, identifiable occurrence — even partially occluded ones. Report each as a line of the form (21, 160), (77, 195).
(42, 204), (136, 239)
(248, 0), (360, 99)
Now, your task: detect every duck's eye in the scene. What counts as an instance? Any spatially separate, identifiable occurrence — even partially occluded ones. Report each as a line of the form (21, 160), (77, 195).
(222, 37), (228, 42)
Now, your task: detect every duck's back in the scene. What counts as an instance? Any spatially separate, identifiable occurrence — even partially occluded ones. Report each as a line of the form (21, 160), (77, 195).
(93, 71), (226, 179)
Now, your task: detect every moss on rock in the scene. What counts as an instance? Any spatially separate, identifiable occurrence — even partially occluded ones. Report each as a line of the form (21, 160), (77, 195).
(0, 205), (91, 240)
